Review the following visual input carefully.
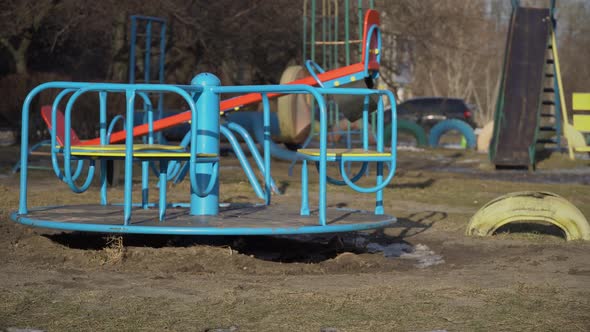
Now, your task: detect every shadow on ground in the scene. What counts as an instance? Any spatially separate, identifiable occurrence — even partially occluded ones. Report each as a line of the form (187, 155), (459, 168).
(44, 214), (436, 264)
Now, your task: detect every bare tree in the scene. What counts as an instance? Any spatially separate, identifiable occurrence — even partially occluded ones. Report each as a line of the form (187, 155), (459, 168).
(0, 0), (57, 75)
(0, 0), (91, 75)
(378, 0), (509, 125)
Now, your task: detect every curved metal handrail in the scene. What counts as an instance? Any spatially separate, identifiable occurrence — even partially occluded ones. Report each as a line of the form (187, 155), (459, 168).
(50, 89), (85, 182)
(363, 24), (381, 79)
(315, 161), (368, 186)
(305, 59), (326, 88)
(106, 115), (126, 143)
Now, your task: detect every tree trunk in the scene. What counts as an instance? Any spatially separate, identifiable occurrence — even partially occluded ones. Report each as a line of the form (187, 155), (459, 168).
(14, 48), (28, 75)
(0, 37), (30, 75)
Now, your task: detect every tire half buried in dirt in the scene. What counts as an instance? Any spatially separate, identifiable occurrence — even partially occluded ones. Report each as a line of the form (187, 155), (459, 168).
(466, 191), (590, 241)
(429, 119), (476, 149)
(385, 119), (428, 147)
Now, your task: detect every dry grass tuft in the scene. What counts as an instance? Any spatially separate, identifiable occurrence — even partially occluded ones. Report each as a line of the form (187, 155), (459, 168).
(101, 235), (125, 265)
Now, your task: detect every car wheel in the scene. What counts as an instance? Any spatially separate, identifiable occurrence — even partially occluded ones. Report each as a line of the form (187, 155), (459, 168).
(385, 119), (428, 147)
(428, 119), (476, 149)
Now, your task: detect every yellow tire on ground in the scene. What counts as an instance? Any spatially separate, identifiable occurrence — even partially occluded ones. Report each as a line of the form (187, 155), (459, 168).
(466, 191), (590, 241)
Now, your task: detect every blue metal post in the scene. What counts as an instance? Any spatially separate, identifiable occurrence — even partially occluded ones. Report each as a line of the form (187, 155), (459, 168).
(18, 96), (34, 214)
(141, 161), (149, 209)
(375, 97), (384, 215)
(300, 159), (309, 215)
(124, 90), (136, 224)
(143, 21), (153, 144)
(157, 22), (167, 143)
(144, 21), (152, 84)
(99, 91), (108, 205)
(158, 160), (168, 220)
(262, 94), (272, 205)
(319, 101), (328, 226)
(362, 96), (369, 150)
(142, 96), (154, 209)
(190, 73), (220, 215)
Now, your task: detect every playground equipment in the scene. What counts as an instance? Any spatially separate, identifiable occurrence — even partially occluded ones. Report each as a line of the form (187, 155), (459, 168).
(12, 15), (169, 175)
(11, 6), (396, 235)
(15, 14), (280, 195)
(489, 0), (563, 168)
(303, 0), (375, 70)
(80, 11), (381, 147)
(197, 8), (381, 173)
(276, 65), (313, 145)
(11, 105), (126, 174)
(473, 0), (588, 161)
(79, 9), (382, 166)
(297, 0), (378, 148)
(11, 71), (398, 235)
(562, 93), (590, 157)
(128, 15), (167, 144)
(467, 191), (590, 241)
(129, 16), (166, 86)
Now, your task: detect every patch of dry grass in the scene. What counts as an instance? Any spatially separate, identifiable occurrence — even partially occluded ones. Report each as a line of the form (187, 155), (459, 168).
(101, 235), (125, 265)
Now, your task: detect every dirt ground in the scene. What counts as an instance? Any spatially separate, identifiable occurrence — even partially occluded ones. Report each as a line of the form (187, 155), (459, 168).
(0, 146), (589, 331)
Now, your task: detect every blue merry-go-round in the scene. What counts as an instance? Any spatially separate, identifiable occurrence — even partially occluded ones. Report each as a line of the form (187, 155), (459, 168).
(11, 73), (398, 236)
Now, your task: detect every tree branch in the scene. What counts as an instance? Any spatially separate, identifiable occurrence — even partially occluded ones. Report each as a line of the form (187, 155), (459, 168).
(0, 37), (15, 54)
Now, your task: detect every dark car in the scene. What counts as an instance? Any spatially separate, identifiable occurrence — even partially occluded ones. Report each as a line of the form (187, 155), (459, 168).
(386, 97), (477, 129)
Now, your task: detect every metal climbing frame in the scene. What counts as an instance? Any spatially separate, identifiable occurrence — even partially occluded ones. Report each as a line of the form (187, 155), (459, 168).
(303, 0), (375, 69)
(303, 10), (382, 152)
(12, 75), (398, 235)
(129, 15), (167, 143)
(302, 1), (380, 150)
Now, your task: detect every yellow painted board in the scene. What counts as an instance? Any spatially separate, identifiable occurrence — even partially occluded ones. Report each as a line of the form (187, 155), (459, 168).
(573, 93), (590, 111)
(298, 148), (391, 157)
(66, 144), (185, 151)
(56, 144), (218, 159)
(69, 151), (216, 158)
(573, 115), (590, 132)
